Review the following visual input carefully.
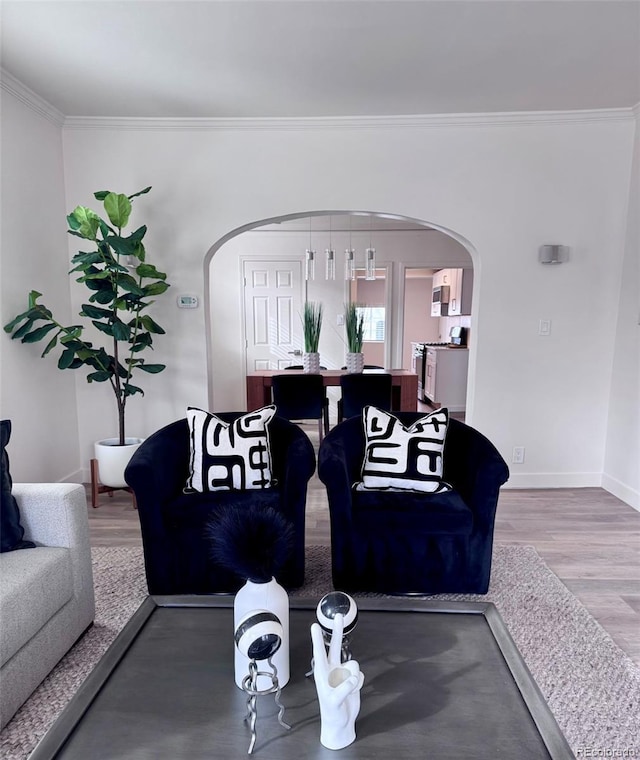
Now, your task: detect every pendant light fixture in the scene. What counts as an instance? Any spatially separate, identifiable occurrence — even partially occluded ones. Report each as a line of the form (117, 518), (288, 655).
(305, 217), (315, 281)
(365, 215), (376, 280)
(325, 215), (335, 280)
(345, 215), (355, 281)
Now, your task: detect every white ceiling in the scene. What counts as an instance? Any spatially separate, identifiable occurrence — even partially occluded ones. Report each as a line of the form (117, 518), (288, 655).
(1, 1), (639, 119)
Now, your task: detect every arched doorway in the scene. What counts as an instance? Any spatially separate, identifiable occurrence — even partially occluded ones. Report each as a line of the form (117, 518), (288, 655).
(204, 211), (476, 419)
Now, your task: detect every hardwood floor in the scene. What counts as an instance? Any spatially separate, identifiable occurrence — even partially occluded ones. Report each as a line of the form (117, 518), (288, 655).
(86, 425), (640, 666)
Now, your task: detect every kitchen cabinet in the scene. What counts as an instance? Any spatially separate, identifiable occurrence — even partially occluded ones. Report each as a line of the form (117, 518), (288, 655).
(432, 269), (453, 288)
(430, 269), (452, 317)
(424, 347), (469, 412)
(448, 268), (473, 316)
(431, 268), (473, 317)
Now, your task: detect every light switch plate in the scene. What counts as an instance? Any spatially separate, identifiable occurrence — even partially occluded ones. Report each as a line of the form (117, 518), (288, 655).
(538, 319), (551, 336)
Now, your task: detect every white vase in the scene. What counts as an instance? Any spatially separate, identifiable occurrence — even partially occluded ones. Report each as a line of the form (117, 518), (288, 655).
(234, 577), (289, 689)
(346, 352), (364, 373)
(303, 352), (321, 374)
(94, 438), (143, 488)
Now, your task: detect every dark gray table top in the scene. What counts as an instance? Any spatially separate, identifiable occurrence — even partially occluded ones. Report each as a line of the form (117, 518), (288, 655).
(29, 597), (573, 759)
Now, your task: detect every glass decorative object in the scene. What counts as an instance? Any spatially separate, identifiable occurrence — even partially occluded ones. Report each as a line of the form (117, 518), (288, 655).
(316, 592), (359, 662)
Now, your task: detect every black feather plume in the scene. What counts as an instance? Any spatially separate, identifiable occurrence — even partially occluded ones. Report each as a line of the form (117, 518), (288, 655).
(206, 504), (294, 583)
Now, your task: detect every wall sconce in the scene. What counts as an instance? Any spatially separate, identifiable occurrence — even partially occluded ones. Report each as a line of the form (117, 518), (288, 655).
(539, 245), (569, 264)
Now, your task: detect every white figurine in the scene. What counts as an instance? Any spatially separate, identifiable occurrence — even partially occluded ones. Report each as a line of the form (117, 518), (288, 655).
(311, 612), (365, 750)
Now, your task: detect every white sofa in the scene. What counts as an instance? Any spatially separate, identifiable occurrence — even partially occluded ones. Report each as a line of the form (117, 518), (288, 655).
(0, 483), (95, 729)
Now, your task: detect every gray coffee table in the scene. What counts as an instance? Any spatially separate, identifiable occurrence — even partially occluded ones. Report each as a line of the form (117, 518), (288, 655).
(29, 597), (574, 759)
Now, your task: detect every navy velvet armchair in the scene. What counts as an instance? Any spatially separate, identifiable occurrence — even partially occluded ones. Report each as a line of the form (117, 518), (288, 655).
(317, 413), (509, 594)
(125, 413), (315, 594)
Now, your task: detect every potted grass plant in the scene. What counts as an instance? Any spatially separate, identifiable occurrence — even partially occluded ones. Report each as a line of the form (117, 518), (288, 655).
(4, 186), (170, 487)
(302, 301), (323, 373)
(344, 302), (365, 373)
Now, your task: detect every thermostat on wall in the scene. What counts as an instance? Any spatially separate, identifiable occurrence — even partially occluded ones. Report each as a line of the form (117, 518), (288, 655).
(177, 295), (199, 309)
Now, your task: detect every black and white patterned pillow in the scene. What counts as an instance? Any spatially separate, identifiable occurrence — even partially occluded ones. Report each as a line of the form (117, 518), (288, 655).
(356, 406), (451, 493)
(185, 406), (276, 492)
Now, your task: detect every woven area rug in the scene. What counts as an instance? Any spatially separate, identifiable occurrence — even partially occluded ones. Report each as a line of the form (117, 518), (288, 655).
(2, 544), (639, 759)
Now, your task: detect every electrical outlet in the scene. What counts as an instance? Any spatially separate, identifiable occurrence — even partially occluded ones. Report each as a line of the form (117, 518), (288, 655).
(512, 447), (525, 464)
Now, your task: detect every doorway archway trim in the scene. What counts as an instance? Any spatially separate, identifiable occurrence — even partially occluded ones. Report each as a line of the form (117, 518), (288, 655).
(204, 210), (478, 416)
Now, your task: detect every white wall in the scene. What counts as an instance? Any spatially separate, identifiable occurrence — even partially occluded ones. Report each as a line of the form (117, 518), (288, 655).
(0, 90), (81, 482)
(603, 111), (640, 509)
(56, 116), (634, 490)
(1, 89), (636, 501)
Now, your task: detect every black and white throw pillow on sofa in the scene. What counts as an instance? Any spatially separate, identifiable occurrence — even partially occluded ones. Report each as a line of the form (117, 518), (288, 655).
(356, 406), (451, 493)
(185, 406), (276, 492)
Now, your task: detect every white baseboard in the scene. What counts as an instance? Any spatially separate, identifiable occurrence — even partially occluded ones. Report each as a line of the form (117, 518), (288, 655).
(60, 469), (84, 485)
(601, 474), (640, 512)
(502, 472), (602, 489)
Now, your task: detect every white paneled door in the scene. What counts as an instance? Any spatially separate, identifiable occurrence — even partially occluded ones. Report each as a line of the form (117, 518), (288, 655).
(243, 259), (304, 372)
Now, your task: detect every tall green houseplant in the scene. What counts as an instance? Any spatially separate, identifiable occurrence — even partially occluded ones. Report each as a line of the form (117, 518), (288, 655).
(344, 302), (365, 353)
(302, 301), (323, 353)
(4, 187), (170, 445)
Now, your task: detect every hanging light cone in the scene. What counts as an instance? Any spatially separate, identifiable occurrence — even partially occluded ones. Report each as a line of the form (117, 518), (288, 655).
(365, 247), (376, 280)
(344, 249), (355, 281)
(325, 249), (335, 280)
(305, 249), (316, 281)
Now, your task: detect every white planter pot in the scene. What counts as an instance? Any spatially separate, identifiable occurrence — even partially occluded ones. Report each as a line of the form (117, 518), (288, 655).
(94, 438), (144, 488)
(346, 352), (364, 373)
(234, 577), (290, 689)
(303, 352), (321, 374)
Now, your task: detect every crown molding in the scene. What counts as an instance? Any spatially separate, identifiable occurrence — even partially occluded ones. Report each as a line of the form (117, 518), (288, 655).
(62, 108), (637, 132)
(1, 69), (635, 132)
(0, 69), (65, 127)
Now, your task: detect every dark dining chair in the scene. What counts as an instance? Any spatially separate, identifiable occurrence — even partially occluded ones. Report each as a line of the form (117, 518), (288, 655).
(337, 372), (393, 423)
(271, 373), (330, 441)
(285, 365), (327, 370)
(340, 365), (384, 370)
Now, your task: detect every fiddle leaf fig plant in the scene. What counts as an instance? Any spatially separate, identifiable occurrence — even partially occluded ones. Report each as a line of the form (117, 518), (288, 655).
(4, 186), (170, 445)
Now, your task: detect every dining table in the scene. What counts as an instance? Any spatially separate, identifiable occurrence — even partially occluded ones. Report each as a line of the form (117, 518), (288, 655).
(246, 368), (418, 413)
